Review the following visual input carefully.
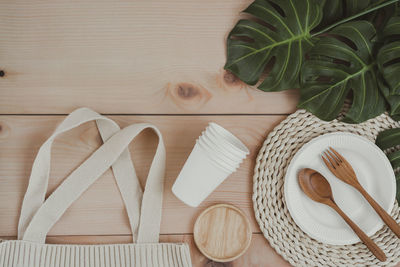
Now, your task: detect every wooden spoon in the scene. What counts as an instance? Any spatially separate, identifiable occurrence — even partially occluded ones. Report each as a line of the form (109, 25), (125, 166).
(298, 168), (386, 262)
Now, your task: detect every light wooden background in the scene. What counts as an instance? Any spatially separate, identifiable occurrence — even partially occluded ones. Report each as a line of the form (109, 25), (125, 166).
(0, 1), (395, 266)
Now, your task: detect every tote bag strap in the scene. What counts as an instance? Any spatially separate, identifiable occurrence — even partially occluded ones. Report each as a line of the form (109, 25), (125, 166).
(21, 122), (165, 244)
(18, 108), (158, 243)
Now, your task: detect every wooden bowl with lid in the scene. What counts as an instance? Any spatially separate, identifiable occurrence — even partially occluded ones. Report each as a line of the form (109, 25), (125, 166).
(193, 204), (252, 262)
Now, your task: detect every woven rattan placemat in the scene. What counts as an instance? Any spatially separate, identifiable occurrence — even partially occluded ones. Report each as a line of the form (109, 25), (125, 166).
(253, 109), (400, 267)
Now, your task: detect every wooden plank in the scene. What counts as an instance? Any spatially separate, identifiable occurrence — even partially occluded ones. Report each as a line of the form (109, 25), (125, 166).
(0, 115), (285, 236)
(0, 234), (292, 267)
(0, 0), (299, 114)
(3, 234), (400, 266)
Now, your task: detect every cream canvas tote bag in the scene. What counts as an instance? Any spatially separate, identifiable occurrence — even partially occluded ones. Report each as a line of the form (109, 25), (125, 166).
(0, 108), (192, 267)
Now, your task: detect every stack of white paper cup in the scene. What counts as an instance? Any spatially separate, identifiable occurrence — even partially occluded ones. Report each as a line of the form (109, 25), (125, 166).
(172, 122), (249, 207)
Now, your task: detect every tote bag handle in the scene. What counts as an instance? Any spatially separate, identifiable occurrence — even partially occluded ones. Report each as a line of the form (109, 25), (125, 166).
(18, 108), (165, 244)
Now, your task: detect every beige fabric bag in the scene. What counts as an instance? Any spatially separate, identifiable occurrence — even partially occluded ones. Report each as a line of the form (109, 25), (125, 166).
(0, 108), (192, 267)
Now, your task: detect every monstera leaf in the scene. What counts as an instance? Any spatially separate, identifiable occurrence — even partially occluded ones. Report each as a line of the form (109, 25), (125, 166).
(224, 0), (323, 91)
(378, 16), (400, 120)
(320, 0), (372, 26)
(376, 128), (400, 202)
(224, 0), (400, 123)
(299, 21), (386, 123)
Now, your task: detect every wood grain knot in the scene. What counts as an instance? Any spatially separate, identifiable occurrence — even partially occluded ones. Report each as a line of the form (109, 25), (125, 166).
(177, 83), (199, 99)
(0, 122), (10, 139)
(223, 71), (240, 85)
(216, 70), (247, 91)
(215, 70), (252, 99)
(164, 82), (212, 110)
(0, 70), (5, 77)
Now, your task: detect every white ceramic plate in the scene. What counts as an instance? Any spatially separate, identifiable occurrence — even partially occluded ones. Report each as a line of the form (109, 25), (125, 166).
(284, 132), (396, 245)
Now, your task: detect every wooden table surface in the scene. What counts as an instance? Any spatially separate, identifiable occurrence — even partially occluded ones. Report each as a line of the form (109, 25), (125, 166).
(0, 1), (396, 266)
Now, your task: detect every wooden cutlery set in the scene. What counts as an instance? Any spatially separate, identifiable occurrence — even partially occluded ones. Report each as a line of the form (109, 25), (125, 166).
(298, 147), (400, 262)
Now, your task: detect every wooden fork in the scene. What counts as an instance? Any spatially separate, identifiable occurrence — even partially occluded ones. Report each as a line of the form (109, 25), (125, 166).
(322, 147), (400, 239)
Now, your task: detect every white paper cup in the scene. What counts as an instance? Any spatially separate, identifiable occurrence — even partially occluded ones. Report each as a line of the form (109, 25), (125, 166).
(207, 123), (249, 156)
(172, 123), (249, 207)
(200, 131), (244, 163)
(172, 144), (232, 207)
(197, 135), (240, 170)
(204, 129), (245, 159)
(196, 140), (236, 173)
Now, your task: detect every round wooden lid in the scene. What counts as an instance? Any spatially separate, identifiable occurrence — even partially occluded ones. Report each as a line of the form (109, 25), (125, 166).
(193, 204), (252, 262)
